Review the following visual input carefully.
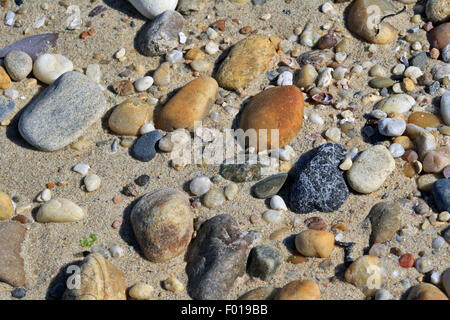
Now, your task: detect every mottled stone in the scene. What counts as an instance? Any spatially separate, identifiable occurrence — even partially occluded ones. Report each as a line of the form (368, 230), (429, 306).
(0, 221), (26, 287)
(345, 255), (385, 297)
(251, 173), (288, 199)
(247, 245), (282, 281)
(220, 161), (262, 183)
(407, 283), (448, 300)
(367, 201), (404, 245)
(276, 280), (320, 300)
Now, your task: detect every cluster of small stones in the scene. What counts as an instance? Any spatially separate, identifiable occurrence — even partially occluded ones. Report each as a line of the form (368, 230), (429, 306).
(0, 0), (449, 301)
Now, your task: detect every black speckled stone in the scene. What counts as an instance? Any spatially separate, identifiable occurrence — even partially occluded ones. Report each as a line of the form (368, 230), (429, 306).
(247, 245), (282, 281)
(131, 130), (162, 162)
(432, 179), (450, 212)
(289, 143), (349, 214)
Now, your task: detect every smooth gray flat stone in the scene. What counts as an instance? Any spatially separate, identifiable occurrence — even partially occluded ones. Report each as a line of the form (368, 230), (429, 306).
(19, 71), (106, 151)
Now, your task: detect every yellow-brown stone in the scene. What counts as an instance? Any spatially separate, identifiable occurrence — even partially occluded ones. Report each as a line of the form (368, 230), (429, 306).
(0, 192), (13, 221)
(408, 112), (442, 128)
(108, 98), (153, 136)
(393, 136), (414, 150)
(0, 66), (11, 90)
(276, 280), (320, 300)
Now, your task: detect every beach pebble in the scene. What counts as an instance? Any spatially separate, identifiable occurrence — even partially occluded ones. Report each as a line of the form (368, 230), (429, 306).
(432, 236), (446, 249)
(295, 230), (335, 258)
(153, 62), (171, 86)
(137, 10), (184, 57)
(375, 94), (415, 114)
(378, 118), (406, 136)
(407, 283), (448, 300)
(277, 71), (293, 86)
(0, 66), (11, 90)
(251, 173), (288, 199)
(290, 143), (349, 213)
(216, 35), (275, 90)
(368, 201), (403, 245)
(11, 287), (27, 299)
(109, 245), (124, 258)
(224, 183), (239, 200)
(163, 277), (184, 293)
(131, 130), (163, 162)
(347, 145), (395, 194)
(4, 50), (32, 81)
(408, 112), (442, 129)
(441, 91), (450, 126)
(33, 53), (73, 85)
(238, 286), (279, 300)
(415, 257), (433, 273)
(405, 124), (438, 159)
(202, 189), (226, 208)
(389, 143), (405, 158)
(423, 147), (450, 173)
(155, 77), (218, 132)
(0, 192), (14, 221)
(140, 123), (155, 135)
(0, 221), (27, 287)
(262, 210), (283, 224)
(0, 96), (14, 121)
(442, 268), (450, 296)
(177, 0), (207, 14)
(131, 188), (193, 262)
(294, 64), (318, 89)
(432, 63), (450, 81)
(36, 198), (85, 223)
(127, 0), (178, 19)
(425, 0), (450, 24)
(375, 289), (391, 300)
(189, 176), (211, 196)
(128, 283), (154, 300)
(109, 98), (153, 136)
(432, 179), (450, 212)
(84, 174), (101, 192)
(73, 163), (90, 176)
(134, 76), (154, 92)
(37, 188), (51, 202)
(270, 195), (287, 211)
(276, 280), (320, 300)
(345, 255), (384, 297)
(186, 214), (258, 299)
(247, 245), (282, 281)
(19, 72), (106, 151)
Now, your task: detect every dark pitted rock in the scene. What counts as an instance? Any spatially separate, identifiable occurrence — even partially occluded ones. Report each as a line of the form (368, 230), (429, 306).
(432, 179), (450, 212)
(18, 71), (106, 151)
(186, 214), (259, 300)
(131, 130), (163, 162)
(220, 160), (262, 183)
(252, 173), (288, 198)
(0, 96), (14, 122)
(367, 201), (404, 245)
(0, 221), (27, 287)
(136, 10), (184, 57)
(289, 143), (349, 214)
(247, 245), (282, 281)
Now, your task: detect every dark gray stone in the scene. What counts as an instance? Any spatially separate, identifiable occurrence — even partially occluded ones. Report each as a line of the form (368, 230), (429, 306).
(11, 287), (26, 299)
(0, 96), (14, 121)
(131, 130), (162, 162)
(410, 52), (429, 70)
(18, 71), (106, 151)
(247, 245), (282, 281)
(289, 142), (349, 214)
(136, 10), (184, 57)
(252, 173), (288, 198)
(186, 214), (258, 300)
(432, 179), (450, 212)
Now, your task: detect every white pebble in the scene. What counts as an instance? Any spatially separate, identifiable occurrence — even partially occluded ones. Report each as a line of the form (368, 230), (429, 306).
(430, 271), (441, 285)
(262, 210), (283, 224)
(33, 53), (74, 85)
(37, 188), (52, 202)
(178, 32), (187, 44)
(34, 16), (46, 29)
(140, 123), (155, 135)
(404, 66), (423, 80)
(84, 174), (101, 192)
(190, 176), (211, 196)
(206, 27), (218, 40)
(335, 52), (347, 63)
(166, 50), (183, 64)
(86, 64), (102, 84)
(389, 143), (405, 158)
(270, 195), (287, 211)
(5, 12), (15, 26)
(115, 48), (126, 59)
(277, 71), (293, 86)
(310, 113), (324, 125)
(134, 76), (154, 92)
(109, 245), (124, 258)
(72, 163), (90, 176)
(321, 2), (336, 14)
(205, 42), (219, 55)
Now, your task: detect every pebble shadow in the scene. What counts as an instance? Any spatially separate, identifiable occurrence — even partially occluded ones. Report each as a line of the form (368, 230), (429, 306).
(5, 102), (38, 151)
(118, 197), (144, 258)
(102, 0), (146, 20)
(45, 260), (83, 300)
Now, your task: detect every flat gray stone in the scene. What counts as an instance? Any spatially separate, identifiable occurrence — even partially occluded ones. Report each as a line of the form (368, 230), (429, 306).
(19, 71), (106, 151)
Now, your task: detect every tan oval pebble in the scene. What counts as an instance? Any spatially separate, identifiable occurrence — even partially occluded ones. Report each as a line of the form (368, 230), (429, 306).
(407, 283), (448, 300)
(294, 229), (335, 258)
(416, 173), (442, 192)
(63, 253), (127, 300)
(405, 124), (438, 159)
(36, 198), (85, 223)
(276, 280), (320, 300)
(130, 188), (193, 263)
(164, 276), (184, 292)
(185, 48), (205, 61)
(155, 77), (218, 132)
(153, 62), (171, 87)
(238, 286), (280, 300)
(294, 64), (318, 89)
(0, 192), (14, 221)
(0, 66), (11, 90)
(422, 146), (450, 173)
(128, 283), (154, 300)
(345, 255), (385, 297)
(108, 98), (153, 136)
(408, 112), (442, 129)
(216, 35), (276, 90)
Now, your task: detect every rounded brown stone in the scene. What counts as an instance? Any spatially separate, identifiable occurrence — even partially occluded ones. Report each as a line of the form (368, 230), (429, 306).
(407, 283), (448, 300)
(294, 229), (335, 258)
(408, 112), (442, 129)
(154, 76), (218, 132)
(276, 280), (320, 300)
(399, 253), (414, 268)
(0, 66), (11, 90)
(239, 85), (304, 151)
(393, 136), (414, 150)
(428, 22), (450, 50)
(108, 98), (153, 136)
(0, 192), (13, 221)
(185, 48), (205, 61)
(216, 35), (276, 90)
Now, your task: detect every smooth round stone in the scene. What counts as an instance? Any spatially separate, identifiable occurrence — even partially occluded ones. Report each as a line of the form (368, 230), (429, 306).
(417, 173), (441, 192)
(407, 283), (448, 300)
(109, 245), (124, 258)
(4, 50), (32, 81)
(202, 189), (226, 208)
(131, 130), (162, 162)
(73, 163), (90, 176)
(127, 0), (178, 19)
(262, 210), (282, 224)
(423, 146), (450, 173)
(375, 289), (391, 300)
(389, 143), (405, 158)
(36, 198), (85, 223)
(128, 283), (154, 300)
(190, 59), (213, 72)
(375, 94), (416, 114)
(239, 86), (304, 151)
(216, 35), (276, 90)
(295, 230), (334, 258)
(368, 243), (388, 257)
(189, 176), (211, 196)
(163, 277), (184, 292)
(294, 64), (318, 89)
(84, 174), (101, 192)
(270, 195), (287, 211)
(432, 179), (450, 212)
(394, 136), (414, 150)
(428, 23), (450, 51)
(109, 98), (153, 136)
(11, 287), (27, 299)
(0, 191), (14, 220)
(134, 76), (154, 92)
(33, 53), (74, 85)
(345, 255), (384, 297)
(155, 77), (218, 132)
(19, 72), (107, 151)
(252, 173), (288, 198)
(408, 112), (442, 128)
(130, 188), (193, 262)
(378, 118), (406, 136)
(432, 236), (446, 249)
(276, 280), (320, 300)
(347, 145), (395, 194)
(224, 183), (239, 200)
(238, 286), (279, 300)
(140, 123), (155, 135)
(0, 66), (10, 90)
(441, 91), (450, 126)
(415, 257), (433, 273)
(369, 65), (387, 78)
(369, 77), (395, 89)
(405, 124), (437, 159)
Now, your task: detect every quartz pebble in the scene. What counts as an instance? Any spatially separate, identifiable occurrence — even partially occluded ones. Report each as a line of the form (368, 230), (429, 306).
(262, 210), (282, 224)
(345, 255), (384, 297)
(73, 164), (90, 176)
(134, 76), (154, 92)
(37, 188), (51, 202)
(407, 283), (448, 300)
(36, 198), (85, 223)
(127, 0), (178, 19)
(375, 94), (415, 114)
(389, 143), (405, 158)
(270, 195), (287, 211)
(33, 53), (73, 85)
(84, 174), (101, 192)
(189, 176), (211, 196)
(0, 192), (14, 221)
(295, 230), (335, 258)
(109, 245), (124, 258)
(378, 118), (406, 136)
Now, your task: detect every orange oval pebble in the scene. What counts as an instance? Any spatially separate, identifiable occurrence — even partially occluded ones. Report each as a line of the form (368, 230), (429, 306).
(399, 253), (415, 268)
(408, 112), (442, 129)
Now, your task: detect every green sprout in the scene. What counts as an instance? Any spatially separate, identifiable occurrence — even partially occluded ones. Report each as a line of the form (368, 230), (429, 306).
(80, 234), (98, 247)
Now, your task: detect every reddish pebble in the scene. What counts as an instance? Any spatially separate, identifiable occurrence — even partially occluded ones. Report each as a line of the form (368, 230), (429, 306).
(12, 214), (32, 224)
(240, 26), (252, 34)
(80, 31), (89, 39)
(399, 253), (415, 268)
(402, 150), (418, 163)
(112, 220), (122, 229)
(305, 217), (327, 230)
(211, 19), (226, 31)
(113, 195), (122, 204)
(46, 182), (55, 189)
